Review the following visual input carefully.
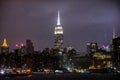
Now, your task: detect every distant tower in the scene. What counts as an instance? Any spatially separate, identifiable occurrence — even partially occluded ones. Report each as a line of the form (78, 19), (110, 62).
(26, 40), (34, 54)
(112, 37), (120, 66)
(1, 38), (9, 53)
(87, 42), (98, 56)
(54, 11), (64, 51)
(112, 27), (117, 39)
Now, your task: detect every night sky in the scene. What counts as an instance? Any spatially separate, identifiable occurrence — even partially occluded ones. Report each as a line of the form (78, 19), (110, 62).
(0, 0), (120, 53)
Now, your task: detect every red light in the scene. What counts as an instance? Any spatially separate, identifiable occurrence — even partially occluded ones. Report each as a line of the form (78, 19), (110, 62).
(15, 44), (19, 47)
(102, 44), (105, 48)
(21, 43), (24, 47)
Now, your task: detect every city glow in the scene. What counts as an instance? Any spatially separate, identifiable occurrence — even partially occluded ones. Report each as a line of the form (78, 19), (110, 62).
(0, 70), (5, 74)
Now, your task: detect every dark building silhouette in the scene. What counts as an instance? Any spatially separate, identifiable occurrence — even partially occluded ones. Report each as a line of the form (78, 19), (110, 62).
(112, 37), (120, 66)
(72, 55), (91, 69)
(86, 42), (99, 66)
(26, 40), (34, 54)
(87, 43), (91, 54)
(87, 43), (98, 55)
(15, 43), (26, 55)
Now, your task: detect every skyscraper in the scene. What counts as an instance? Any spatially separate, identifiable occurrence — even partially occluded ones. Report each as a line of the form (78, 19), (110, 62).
(112, 37), (120, 66)
(26, 39), (34, 54)
(1, 38), (9, 53)
(54, 11), (64, 51)
(112, 27), (117, 39)
(87, 43), (98, 54)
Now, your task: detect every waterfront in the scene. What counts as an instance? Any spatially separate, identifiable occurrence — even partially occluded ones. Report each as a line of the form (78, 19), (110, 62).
(0, 72), (119, 80)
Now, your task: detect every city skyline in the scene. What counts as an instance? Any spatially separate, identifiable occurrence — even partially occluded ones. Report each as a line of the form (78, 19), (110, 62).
(0, 0), (120, 53)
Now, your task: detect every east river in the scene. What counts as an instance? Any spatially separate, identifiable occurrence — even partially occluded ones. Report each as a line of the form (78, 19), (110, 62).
(0, 72), (119, 80)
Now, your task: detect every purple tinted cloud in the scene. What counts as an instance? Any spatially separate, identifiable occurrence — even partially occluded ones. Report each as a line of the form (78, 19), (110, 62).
(0, 0), (119, 53)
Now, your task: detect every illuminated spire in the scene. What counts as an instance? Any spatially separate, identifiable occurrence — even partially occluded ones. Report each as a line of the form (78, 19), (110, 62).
(57, 11), (61, 25)
(113, 27), (116, 39)
(54, 11), (63, 34)
(2, 38), (8, 47)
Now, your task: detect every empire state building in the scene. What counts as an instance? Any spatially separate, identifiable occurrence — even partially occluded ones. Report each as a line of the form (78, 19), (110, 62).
(54, 11), (64, 51)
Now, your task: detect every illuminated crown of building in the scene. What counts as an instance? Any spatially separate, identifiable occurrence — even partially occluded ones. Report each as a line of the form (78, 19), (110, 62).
(2, 38), (8, 47)
(54, 11), (63, 35)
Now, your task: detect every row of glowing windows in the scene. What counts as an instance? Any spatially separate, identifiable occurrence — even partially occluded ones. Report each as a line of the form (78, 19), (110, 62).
(55, 26), (63, 29)
(94, 54), (111, 59)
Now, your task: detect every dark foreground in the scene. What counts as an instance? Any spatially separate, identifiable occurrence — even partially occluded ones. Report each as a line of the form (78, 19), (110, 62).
(0, 73), (119, 80)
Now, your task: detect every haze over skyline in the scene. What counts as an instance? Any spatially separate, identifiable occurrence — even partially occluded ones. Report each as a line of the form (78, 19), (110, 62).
(0, 0), (120, 53)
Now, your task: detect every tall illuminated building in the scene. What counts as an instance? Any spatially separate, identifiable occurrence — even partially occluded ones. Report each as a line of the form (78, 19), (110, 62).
(1, 38), (9, 53)
(54, 11), (64, 51)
